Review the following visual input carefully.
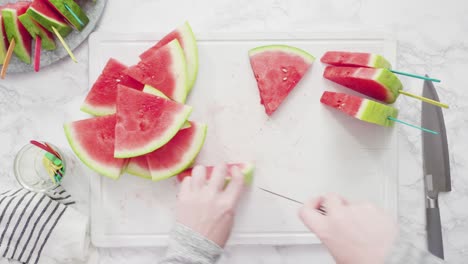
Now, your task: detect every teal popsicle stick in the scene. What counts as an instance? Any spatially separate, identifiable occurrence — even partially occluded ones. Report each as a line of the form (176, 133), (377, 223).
(64, 3), (84, 26)
(389, 70), (441, 83)
(387, 116), (439, 135)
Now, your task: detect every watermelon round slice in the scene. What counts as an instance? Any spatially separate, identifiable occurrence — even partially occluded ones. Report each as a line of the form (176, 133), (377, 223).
(27, 0), (71, 37)
(125, 156), (151, 179)
(249, 45), (315, 116)
(323, 66), (402, 104)
(140, 22), (198, 91)
(320, 91), (398, 127)
(64, 115), (128, 179)
(125, 39), (188, 103)
(19, 13), (56, 50)
(2, 2), (32, 64)
(114, 85), (192, 158)
(177, 163), (255, 185)
(146, 122), (207, 181)
(81, 58), (144, 116)
(321, 51), (392, 69)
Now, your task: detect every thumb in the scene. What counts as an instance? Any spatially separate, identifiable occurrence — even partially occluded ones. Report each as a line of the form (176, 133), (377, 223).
(298, 197), (327, 235)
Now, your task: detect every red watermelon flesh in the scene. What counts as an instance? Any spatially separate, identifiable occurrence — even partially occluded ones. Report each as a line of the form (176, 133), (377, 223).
(125, 39), (188, 103)
(125, 156), (151, 179)
(64, 115), (127, 179)
(249, 45), (315, 116)
(177, 163), (255, 185)
(81, 58), (144, 116)
(2, 2), (32, 64)
(114, 85), (192, 158)
(321, 51), (392, 69)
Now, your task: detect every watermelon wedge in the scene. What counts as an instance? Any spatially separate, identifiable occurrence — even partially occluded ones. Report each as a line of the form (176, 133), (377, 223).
(64, 115), (128, 179)
(177, 163), (255, 185)
(146, 121), (207, 181)
(140, 22), (198, 91)
(19, 13), (56, 50)
(320, 91), (398, 127)
(46, 0), (89, 31)
(81, 58), (144, 116)
(27, 0), (72, 37)
(0, 7), (9, 64)
(125, 156), (151, 179)
(249, 45), (315, 116)
(2, 2), (32, 64)
(114, 85), (192, 158)
(321, 51), (392, 69)
(323, 66), (402, 104)
(125, 39), (188, 103)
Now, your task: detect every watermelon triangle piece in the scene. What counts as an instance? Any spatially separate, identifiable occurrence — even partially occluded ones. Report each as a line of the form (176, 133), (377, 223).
(125, 39), (188, 103)
(19, 13), (56, 50)
(114, 85), (192, 158)
(249, 45), (315, 116)
(125, 156), (151, 179)
(140, 22), (198, 92)
(27, 0), (72, 37)
(81, 58), (144, 116)
(2, 2), (32, 64)
(177, 163), (255, 185)
(64, 115), (127, 179)
(46, 0), (89, 31)
(146, 121), (207, 181)
(0, 7), (10, 64)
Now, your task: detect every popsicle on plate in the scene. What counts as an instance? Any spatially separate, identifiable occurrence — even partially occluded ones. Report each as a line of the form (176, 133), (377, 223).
(18, 13), (56, 50)
(321, 51), (392, 69)
(2, 2), (32, 64)
(320, 91), (398, 127)
(46, 0), (89, 31)
(0, 7), (9, 64)
(27, 0), (72, 37)
(323, 66), (403, 104)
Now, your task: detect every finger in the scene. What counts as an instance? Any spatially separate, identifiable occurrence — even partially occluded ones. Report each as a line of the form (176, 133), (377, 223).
(298, 203), (327, 234)
(208, 164), (228, 191)
(304, 196), (325, 211)
(322, 193), (346, 212)
(191, 166), (207, 190)
(223, 166), (246, 205)
(179, 176), (192, 195)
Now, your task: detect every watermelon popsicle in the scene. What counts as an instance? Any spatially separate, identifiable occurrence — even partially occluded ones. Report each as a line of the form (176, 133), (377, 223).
(27, 0), (72, 37)
(18, 13), (56, 50)
(46, 0), (89, 31)
(0, 7), (9, 64)
(2, 2), (32, 64)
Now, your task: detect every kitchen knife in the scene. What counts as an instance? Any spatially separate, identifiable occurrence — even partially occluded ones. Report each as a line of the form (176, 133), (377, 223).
(422, 78), (451, 259)
(258, 187), (326, 215)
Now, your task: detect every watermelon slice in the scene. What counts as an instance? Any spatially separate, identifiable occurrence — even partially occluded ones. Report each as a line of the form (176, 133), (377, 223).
(125, 156), (151, 179)
(114, 85), (192, 158)
(27, 0), (72, 37)
(46, 0), (89, 31)
(177, 163), (255, 185)
(0, 7), (9, 64)
(125, 39), (188, 103)
(323, 66), (402, 104)
(249, 45), (315, 116)
(146, 121), (207, 181)
(320, 91), (398, 127)
(321, 51), (392, 69)
(64, 115), (128, 179)
(2, 2), (32, 64)
(18, 13), (56, 50)
(140, 22), (198, 91)
(81, 58), (144, 116)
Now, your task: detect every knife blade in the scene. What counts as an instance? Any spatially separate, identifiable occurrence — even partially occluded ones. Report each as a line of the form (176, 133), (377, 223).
(258, 187), (326, 215)
(422, 78), (451, 259)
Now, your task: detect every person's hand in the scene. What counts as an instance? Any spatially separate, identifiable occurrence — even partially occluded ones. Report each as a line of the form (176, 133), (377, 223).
(175, 165), (246, 247)
(299, 194), (398, 264)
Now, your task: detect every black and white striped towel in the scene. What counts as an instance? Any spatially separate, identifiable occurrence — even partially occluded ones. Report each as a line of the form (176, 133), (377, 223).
(0, 186), (88, 264)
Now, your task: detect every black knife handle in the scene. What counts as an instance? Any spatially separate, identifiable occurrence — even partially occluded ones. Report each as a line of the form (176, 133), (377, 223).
(426, 207), (444, 259)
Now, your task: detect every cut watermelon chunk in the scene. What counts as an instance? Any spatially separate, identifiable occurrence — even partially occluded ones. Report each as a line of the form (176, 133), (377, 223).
(125, 39), (188, 103)
(0, 7), (9, 64)
(321, 51), (392, 69)
(320, 91), (398, 127)
(2, 2), (32, 64)
(27, 0), (72, 37)
(140, 22), (198, 91)
(323, 66), (402, 104)
(46, 0), (89, 31)
(177, 163), (255, 185)
(81, 58), (144, 116)
(19, 13), (55, 50)
(146, 121), (207, 181)
(125, 156), (151, 179)
(114, 85), (192, 158)
(249, 45), (315, 116)
(64, 115), (127, 179)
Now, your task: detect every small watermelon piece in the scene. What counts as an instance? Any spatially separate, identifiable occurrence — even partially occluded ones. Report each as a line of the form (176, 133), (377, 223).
(321, 51), (392, 69)
(27, 0), (72, 37)
(249, 45), (315, 116)
(323, 66), (402, 104)
(125, 39), (188, 103)
(146, 121), (207, 181)
(46, 0), (89, 31)
(18, 13), (56, 50)
(64, 115), (127, 179)
(125, 156), (151, 180)
(81, 58), (144, 116)
(114, 85), (192, 158)
(177, 163), (255, 185)
(140, 22), (198, 91)
(320, 91), (398, 127)
(2, 2), (32, 64)
(0, 7), (9, 64)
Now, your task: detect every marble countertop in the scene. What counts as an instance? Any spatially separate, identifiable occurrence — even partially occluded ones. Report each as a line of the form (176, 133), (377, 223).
(1, 0), (467, 263)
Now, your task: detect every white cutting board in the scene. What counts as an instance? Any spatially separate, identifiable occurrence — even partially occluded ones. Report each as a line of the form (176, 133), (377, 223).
(88, 32), (398, 247)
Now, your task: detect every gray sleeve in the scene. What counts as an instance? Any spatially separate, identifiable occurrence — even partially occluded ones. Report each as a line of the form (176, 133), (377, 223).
(385, 233), (446, 264)
(158, 224), (223, 264)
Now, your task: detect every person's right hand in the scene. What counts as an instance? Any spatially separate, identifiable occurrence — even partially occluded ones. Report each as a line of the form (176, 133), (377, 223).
(299, 194), (398, 264)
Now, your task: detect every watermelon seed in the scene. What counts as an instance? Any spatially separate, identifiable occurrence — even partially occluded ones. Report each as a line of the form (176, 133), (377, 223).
(282, 77), (288, 81)
(282, 68), (288, 73)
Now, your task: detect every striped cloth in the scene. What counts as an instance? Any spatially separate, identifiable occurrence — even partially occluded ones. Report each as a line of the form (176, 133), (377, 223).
(0, 186), (84, 264)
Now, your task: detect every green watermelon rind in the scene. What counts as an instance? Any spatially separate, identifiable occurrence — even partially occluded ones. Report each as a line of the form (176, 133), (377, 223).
(0, 19), (7, 63)
(27, 7), (72, 37)
(2, 8), (31, 64)
(374, 69), (403, 104)
(248, 45), (315, 64)
(370, 54), (392, 70)
(168, 39), (189, 103)
(357, 99), (399, 127)
(151, 123), (207, 182)
(114, 105), (193, 158)
(125, 159), (152, 180)
(47, 0), (89, 31)
(180, 22), (199, 92)
(80, 103), (115, 117)
(18, 13), (56, 50)
(64, 123), (124, 180)
(240, 163), (255, 185)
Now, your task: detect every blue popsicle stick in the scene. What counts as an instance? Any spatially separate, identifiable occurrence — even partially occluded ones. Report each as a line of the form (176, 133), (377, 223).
(389, 70), (441, 83)
(64, 3), (84, 26)
(387, 116), (439, 135)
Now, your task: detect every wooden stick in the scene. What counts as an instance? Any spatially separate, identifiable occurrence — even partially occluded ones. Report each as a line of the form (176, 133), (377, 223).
(390, 70), (441, 83)
(1, 38), (16, 79)
(51, 26), (77, 63)
(399, 90), (449, 109)
(34, 37), (41, 72)
(387, 116), (438, 135)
